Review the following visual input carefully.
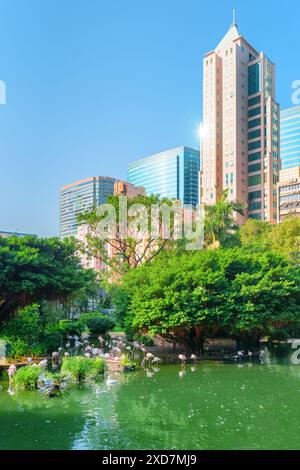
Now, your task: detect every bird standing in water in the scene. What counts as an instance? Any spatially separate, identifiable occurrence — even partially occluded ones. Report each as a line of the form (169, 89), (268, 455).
(191, 354), (198, 364)
(178, 354), (187, 366)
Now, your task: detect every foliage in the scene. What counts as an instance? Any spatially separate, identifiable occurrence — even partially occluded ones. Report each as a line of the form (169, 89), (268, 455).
(120, 355), (135, 370)
(12, 365), (42, 390)
(239, 219), (272, 247)
(134, 334), (154, 346)
(119, 247), (300, 351)
(80, 313), (115, 335)
(60, 356), (106, 382)
(43, 325), (64, 352)
(78, 194), (177, 276)
(56, 319), (85, 337)
(0, 304), (43, 345)
(0, 235), (97, 321)
(240, 216), (300, 262)
(204, 189), (245, 248)
(110, 285), (130, 328)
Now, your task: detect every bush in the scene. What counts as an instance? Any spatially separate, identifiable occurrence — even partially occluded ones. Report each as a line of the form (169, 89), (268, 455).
(7, 338), (30, 358)
(0, 304), (43, 344)
(56, 319), (85, 337)
(43, 325), (64, 352)
(80, 313), (115, 335)
(12, 365), (42, 390)
(60, 356), (105, 382)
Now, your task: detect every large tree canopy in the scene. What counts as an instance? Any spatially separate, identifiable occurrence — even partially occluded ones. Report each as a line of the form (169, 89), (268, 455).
(78, 194), (179, 276)
(115, 247), (300, 351)
(0, 236), (96, 321)
(240, 216), (300, 262)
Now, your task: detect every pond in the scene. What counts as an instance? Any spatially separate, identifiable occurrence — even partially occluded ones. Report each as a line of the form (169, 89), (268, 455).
(1, 362), (300, 450)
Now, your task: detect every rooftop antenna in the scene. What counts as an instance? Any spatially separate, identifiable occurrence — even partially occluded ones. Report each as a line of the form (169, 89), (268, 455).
(232, 9), (237, 26)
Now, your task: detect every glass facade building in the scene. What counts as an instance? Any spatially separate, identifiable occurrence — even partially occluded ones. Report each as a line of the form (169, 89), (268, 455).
(127, 146), (200, 206)
(60, 176), (116, 238)
(280, 105), (300, 169)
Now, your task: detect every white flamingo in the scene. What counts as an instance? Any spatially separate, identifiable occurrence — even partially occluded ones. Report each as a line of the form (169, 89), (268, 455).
(178, 354), (187, 366)
(7, 364), (17, 383)
(191, 354), (198, 364)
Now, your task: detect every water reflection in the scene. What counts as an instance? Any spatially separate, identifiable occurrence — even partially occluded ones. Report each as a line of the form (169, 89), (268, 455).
(2, 363), (300, 449)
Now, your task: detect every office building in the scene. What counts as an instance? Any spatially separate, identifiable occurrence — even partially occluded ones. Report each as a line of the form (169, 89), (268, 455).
(60, 176), (144, 238)
(60, 176), (116, 238)
(201, 17), (280, 223)
(277, 166), (300, 222)
(280, 105), (300, 169)
(128, 146), (200, 206)
(0, 231), (34, 238)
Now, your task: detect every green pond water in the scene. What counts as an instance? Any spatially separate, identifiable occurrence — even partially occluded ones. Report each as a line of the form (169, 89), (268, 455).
(1, 362), (300, 450)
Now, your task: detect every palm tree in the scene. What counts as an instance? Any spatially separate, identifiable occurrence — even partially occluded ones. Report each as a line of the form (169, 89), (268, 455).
(204, 189), (244, 247)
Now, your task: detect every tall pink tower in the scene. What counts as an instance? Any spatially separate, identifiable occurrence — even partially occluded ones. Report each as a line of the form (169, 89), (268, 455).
(201, 11), (280, 224)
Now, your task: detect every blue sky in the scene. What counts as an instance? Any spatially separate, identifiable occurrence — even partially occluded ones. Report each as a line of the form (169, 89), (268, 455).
(0, 0), (299, 236)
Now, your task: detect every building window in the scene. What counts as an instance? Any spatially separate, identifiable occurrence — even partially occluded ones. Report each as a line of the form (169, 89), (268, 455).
(248, 129), (261, 140)
(249, 201), (262, 211)
(248, 140), (261, 151)
(248, 190), (261, 200)
(248, 163), (261, 173)
(248, 95), (261, 107)
(248, 118), (261, 129)
(248, 106), (261, 118)
(248, 174), (261, 186)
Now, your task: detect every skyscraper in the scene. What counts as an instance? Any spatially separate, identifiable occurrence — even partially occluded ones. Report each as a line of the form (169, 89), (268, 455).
(60, 176), (145, 239)
(60, 176), (116, 238)
(280, 105), (300, 170)
(201, 16), (280, 223)
(127, 146), (200, 206)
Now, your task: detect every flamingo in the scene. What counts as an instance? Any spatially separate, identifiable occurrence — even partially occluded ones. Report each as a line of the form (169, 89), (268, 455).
(7, 364), (17, 383)
(38, 359), (48, 369)
(191, 354), (198, 364)
(146, 352), (154, 360)
(151, 357), (161, 364)
(178, 354), (187, 366)
(237, 350), (244, 362)
(51, 351), (59, 365)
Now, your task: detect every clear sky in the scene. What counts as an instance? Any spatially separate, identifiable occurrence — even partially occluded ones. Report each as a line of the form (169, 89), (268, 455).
(0, 0), (299, 236)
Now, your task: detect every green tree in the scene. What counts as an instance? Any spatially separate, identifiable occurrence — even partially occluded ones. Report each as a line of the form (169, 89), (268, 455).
(78, 194), (178, 276)
(240, 216), (300, 262)
(204, 189), (244, 247)
(0, 236), (96, 321)
(118, 247), (300, 352)
(239, 218), (272, 247)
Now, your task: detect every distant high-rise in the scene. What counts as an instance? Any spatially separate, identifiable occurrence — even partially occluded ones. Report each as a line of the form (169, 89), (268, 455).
(277, 166), (300, 222)
(201, 17), (280, 223)
(280, 105), (300, 169)
(0, 231), (34, 238)
(60, 176), (144, 239)
(60, 176), (116, 238)
(127, 146), (200, 206)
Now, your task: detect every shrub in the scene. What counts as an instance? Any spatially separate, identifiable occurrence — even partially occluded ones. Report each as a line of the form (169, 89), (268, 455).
(60, 356), (105, 382)
(80, 313), (115, 335)
(57, 319), (85, 337)
(0, 304), (43, 344)
(12, 365), (42, 390)
(43, 325), (64, 352)
(9, 338), (30, 358)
